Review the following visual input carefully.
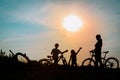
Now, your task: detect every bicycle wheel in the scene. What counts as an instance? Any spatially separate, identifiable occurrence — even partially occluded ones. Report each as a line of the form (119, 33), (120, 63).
(81, 58), (95, 67)
(105, 57), (119, 69)
(39, 59), (50, 67)
(14, 52), (30, 63)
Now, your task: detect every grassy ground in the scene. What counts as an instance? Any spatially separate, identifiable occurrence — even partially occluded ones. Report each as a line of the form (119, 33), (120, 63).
(0, 63), (119, 80)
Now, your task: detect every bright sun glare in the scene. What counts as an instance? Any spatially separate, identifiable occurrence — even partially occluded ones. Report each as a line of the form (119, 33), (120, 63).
(63, 15), (83, 32)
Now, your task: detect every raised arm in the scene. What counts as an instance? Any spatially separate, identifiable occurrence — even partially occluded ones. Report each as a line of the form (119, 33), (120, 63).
(76, 47), (82, 54)
(62, 50), (68, 54)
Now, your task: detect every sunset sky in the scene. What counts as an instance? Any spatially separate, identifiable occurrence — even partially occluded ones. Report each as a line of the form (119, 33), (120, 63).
(0, 0), (120, 65)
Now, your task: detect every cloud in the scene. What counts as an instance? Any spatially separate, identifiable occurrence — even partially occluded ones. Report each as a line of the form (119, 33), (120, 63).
(1, 31), (53, 43)
(9, 3), (55, 28)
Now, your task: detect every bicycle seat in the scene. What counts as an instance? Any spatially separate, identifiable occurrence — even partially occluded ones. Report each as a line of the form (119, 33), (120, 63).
(103, 51), (109, 54)
(47, 55), (52, 58)
(90, 50), (95, 53)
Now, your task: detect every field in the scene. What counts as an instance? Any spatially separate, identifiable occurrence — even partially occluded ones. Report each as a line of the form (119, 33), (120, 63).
(0, 63), (119, 80)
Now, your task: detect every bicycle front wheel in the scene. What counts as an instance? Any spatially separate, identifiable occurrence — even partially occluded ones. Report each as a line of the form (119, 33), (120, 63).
(105, 57), (119, 69)
(81, 58), (95, 67)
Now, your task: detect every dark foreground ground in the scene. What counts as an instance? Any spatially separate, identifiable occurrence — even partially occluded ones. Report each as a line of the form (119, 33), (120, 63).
(0, 63), (120, 80)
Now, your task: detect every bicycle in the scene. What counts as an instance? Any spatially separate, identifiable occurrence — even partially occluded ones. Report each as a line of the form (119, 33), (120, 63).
(81, 50), (119, 69)
(9, 50), (30, 64)
(39, 53), (68, 66)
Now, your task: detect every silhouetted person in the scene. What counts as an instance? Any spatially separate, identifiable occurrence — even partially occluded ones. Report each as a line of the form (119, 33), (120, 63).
(51, 43), (68, 66)
(68, 47), (82, 66)
(94, 34), (103, 67)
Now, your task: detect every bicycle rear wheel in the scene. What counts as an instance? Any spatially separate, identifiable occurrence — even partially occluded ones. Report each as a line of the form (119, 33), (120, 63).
(39, 59), (50, 67)
(105, 57), (119, 69)
(81, 58), (95, 67)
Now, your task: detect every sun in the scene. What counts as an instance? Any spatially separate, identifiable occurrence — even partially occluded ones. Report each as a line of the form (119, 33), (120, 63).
(62, 15), (83, 32)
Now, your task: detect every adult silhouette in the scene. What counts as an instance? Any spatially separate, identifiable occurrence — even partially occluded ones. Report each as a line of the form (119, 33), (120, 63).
(94, 34), (103, 67)
(68, 47), (82, 66)
(51, 43), (68, 66)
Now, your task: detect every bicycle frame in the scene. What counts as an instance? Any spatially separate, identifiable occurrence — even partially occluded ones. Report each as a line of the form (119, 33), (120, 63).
(42, 53), (67, 65)
(101, 51), (109, 64)
(90, 51), (109, 65)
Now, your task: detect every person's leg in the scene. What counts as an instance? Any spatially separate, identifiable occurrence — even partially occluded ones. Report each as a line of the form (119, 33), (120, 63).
(72, 59), (76, 66)
(75, 62), (77, 66)
(98, 54), (103, 67)
(95, 55), (99, 67)
(54, 58), (58, 66)
(71, 60), (74, 66)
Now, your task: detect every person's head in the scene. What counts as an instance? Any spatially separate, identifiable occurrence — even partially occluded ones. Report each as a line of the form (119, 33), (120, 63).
(55, 43), (59, 48)
(71, 49), (75, 54)
(96, 34), (101, 40)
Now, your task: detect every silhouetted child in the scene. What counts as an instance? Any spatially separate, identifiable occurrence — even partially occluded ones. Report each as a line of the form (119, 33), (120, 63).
(51, 43), (68, 66)
(68, 47), (82, 66)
